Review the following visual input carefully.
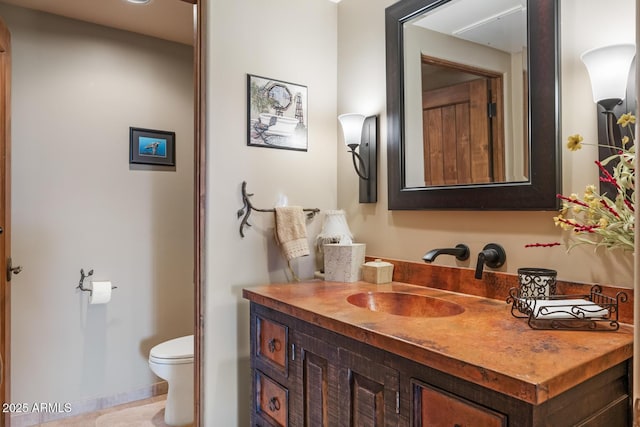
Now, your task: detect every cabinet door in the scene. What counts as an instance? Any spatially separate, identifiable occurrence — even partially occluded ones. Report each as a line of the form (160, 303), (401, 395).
(414, 381), (506, 427)
(338, 348), (400, 427)
(291, 331), (340, 427)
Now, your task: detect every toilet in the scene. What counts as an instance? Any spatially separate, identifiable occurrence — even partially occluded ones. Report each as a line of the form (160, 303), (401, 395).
(148, 335), (194, 426)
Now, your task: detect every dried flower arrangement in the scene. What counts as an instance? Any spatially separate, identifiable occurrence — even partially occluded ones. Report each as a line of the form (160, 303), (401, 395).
(551, 113), (635, 251)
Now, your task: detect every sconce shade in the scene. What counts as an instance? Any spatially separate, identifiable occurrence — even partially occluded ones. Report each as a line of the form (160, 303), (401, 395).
(337, 114), (378, 203)
(338, 113), (366, 147)
(581, 43), (636, 104)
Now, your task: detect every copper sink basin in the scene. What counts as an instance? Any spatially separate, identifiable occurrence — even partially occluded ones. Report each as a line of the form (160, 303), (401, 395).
(347, 291), (465, 318)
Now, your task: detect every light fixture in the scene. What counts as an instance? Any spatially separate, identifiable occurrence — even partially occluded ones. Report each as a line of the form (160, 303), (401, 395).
(581, 43), (636, 146)
(338, 113), (378, 203)
(126, 0), (151, 4)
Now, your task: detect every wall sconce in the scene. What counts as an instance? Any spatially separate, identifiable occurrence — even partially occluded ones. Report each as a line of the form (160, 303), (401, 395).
(338, 113), (378, 203)
(581, 43), (636, 146)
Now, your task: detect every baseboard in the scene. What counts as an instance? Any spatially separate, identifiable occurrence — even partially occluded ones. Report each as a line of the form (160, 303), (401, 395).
(9, 381), (168, 427)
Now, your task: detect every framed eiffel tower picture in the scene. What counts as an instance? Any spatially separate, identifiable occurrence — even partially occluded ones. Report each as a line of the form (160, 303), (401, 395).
(247, 74), (308, 151)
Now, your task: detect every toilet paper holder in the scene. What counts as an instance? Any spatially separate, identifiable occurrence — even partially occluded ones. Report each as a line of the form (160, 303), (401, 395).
(77, 268), (117, 293)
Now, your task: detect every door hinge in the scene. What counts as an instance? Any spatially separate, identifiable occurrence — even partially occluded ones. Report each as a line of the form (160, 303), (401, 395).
(488, 102), (497, 118)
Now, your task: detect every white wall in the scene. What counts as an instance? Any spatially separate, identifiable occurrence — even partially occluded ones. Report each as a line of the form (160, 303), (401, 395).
(337, 0), (635, 289)
(2, 3), (194, 407)
(204, 0), (338, 424)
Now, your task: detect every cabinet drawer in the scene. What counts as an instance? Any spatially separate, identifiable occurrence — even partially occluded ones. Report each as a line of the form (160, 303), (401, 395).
(257, 316), (288, 372)
(256, 371), (288, 427)
(415, 382), (506, 427)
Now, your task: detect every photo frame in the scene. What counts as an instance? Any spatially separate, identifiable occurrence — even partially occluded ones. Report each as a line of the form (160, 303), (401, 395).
(247, 74), (308, 151)
(129, 127), (176, 166)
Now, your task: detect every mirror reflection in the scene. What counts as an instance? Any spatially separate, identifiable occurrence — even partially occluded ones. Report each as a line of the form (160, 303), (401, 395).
(403, 0), (529, 187)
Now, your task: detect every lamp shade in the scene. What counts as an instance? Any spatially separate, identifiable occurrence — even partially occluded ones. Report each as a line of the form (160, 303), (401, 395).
(318, 210), (353, 243)
(338, 113), (366, 147)
(580, 43), (636, 103)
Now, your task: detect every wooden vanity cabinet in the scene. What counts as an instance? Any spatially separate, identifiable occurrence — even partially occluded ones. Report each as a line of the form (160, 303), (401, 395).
(251, 304), (400, 426)
(290, 331), (400, 426)
(249, 302), (631, 427)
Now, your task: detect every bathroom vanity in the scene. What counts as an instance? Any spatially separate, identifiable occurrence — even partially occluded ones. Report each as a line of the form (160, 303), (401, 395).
(243, 280), (633, 426)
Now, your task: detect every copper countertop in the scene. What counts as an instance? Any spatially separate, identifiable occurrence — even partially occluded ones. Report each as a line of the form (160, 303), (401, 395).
(243, 280), (633, 405)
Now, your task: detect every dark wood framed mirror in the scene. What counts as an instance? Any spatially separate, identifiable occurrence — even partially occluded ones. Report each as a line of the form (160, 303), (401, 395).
(386, 0), (560, 210)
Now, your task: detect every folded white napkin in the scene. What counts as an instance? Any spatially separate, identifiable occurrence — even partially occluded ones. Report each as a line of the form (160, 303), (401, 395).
(527, 299), (608, 320)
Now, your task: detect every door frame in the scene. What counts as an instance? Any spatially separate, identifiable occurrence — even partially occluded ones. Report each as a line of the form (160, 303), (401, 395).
(0, 15), (10, 427)
(186, 0), (206, 425)
(0, 2), (206, 425)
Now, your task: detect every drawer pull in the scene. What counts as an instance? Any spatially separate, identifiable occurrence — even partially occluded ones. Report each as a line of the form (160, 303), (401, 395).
(268, 338), (281, 353)
(268, 396), (281, 412)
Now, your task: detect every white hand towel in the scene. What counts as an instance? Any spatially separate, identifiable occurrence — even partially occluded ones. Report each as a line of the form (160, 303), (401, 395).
(527, 299), (608, 320)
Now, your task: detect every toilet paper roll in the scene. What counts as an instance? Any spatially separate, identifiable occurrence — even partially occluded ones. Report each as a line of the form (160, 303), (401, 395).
(90, 281), (112, 305)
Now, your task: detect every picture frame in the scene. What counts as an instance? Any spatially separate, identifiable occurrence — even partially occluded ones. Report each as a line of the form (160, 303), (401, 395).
(247, 74), (308, 151)
(129, 127), (176, 166)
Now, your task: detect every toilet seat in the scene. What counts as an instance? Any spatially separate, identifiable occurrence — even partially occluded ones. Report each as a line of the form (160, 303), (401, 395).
(149, 335), (193, 365)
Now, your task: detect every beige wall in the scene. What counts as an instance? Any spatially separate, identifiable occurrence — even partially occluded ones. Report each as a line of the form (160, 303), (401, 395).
(337, 0), (635, 289)
(204, 0), (338, 424)
(2, 3), (194, 407)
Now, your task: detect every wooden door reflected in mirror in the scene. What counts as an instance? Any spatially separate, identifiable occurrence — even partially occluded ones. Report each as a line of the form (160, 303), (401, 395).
(420, 56), (511, 186)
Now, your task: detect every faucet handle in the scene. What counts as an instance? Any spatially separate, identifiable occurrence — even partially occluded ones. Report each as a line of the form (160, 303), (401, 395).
(474, 243), (506, 279)
(480, 243), (506, 268)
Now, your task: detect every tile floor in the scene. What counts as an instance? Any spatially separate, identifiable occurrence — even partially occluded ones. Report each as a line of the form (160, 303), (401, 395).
(37, 394), (192, 427)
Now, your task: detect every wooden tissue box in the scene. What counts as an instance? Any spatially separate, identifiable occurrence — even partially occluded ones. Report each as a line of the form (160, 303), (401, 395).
(362, 259), (394, 284)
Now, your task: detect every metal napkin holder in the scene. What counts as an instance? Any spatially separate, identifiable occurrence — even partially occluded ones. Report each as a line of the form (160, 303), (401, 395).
(506, 285), (628, 331)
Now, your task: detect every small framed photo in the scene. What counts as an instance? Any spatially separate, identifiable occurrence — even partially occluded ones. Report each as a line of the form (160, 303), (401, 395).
(129, 127), (176, 166)
(247, 74), (308, 151)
